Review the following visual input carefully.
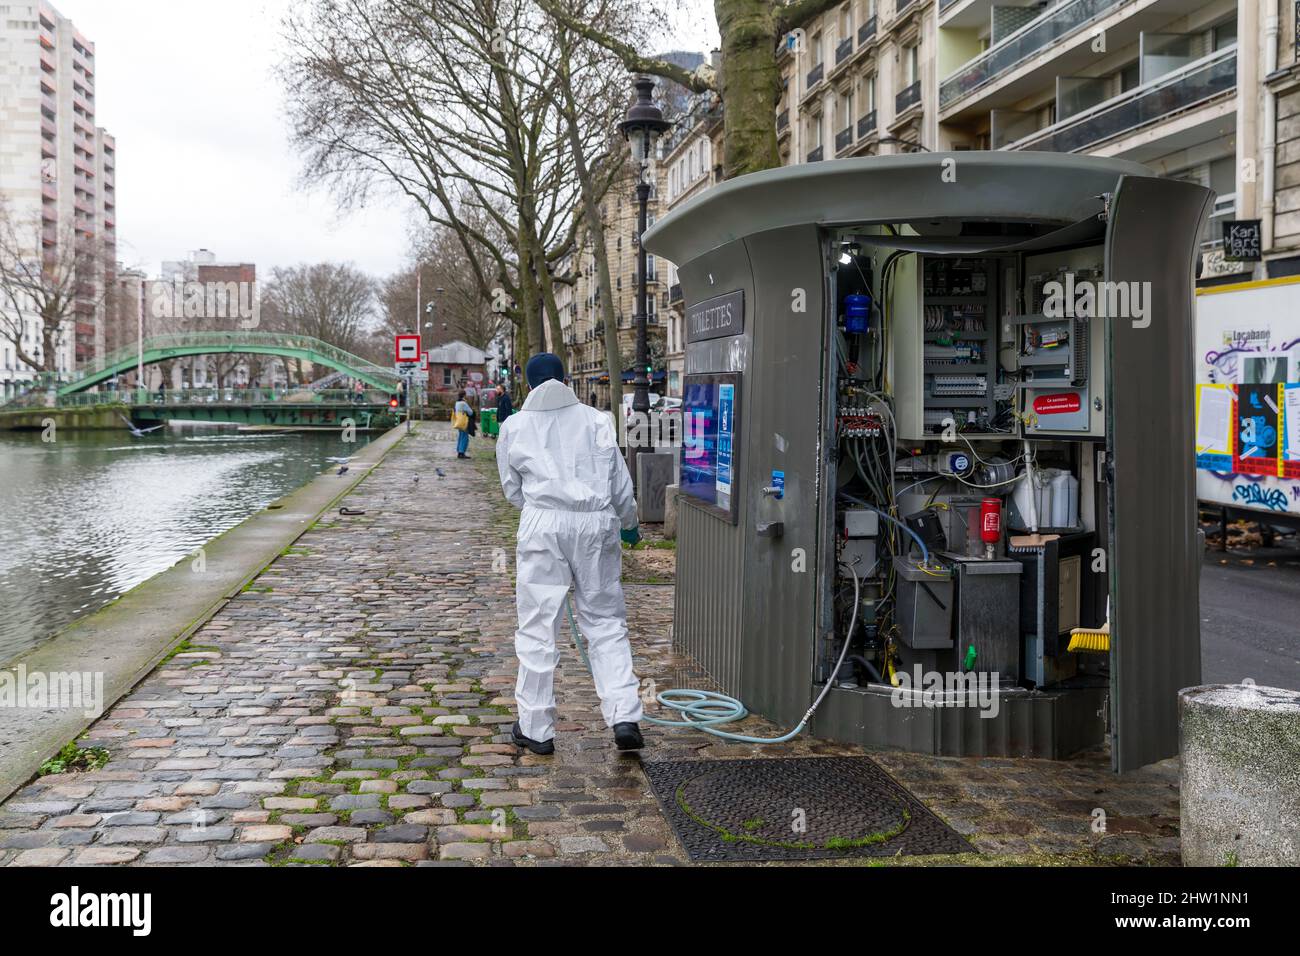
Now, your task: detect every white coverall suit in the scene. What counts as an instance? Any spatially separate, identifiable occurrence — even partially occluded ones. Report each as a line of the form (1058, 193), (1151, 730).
(495, 379), (643, 742)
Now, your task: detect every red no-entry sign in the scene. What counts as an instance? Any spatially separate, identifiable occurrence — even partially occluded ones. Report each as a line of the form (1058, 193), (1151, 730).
(395, 334), (421, 364)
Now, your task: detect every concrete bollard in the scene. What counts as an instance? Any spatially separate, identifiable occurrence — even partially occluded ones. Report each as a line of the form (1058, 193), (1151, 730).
(663, 484), (679, 539)
(1179, 683), (1300, 866)
(636, 453), (674, 523)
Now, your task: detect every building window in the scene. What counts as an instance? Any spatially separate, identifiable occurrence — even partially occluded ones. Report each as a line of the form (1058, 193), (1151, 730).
(1119, 61), (1140, 93)
(1211, 17), (1237, 51)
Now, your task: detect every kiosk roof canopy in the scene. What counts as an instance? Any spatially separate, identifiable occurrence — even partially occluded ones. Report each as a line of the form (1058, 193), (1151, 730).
(643, 152), (1152, 266)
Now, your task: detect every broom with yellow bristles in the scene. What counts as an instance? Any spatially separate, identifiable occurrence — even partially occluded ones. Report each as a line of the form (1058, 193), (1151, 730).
(1067, 598), (1111, 653)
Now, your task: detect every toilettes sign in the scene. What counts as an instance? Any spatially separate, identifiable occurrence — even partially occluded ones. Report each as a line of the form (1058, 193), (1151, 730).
(686, 290), (745, 343)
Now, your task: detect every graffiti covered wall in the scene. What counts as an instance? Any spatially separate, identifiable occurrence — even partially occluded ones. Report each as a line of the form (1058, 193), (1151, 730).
(1195, 278), (1300, 515)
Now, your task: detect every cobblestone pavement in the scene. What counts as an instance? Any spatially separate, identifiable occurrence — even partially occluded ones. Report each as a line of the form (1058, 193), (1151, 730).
(0, 426), (1181, 866)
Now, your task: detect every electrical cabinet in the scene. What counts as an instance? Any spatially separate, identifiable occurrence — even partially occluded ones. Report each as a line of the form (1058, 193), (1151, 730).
(897, 255), (1012, 440)
(895, 248), (1108, 440)
(1011, 248), (1107, 438)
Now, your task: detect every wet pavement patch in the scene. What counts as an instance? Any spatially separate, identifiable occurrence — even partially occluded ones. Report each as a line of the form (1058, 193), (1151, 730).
(642, 756), (975, 863)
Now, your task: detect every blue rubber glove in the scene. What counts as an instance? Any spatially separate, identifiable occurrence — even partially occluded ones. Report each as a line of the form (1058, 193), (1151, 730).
(620, 527), (642, 548)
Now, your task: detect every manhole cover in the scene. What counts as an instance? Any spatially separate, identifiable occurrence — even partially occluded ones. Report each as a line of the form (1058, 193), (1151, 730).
(642, 756), (975, 863)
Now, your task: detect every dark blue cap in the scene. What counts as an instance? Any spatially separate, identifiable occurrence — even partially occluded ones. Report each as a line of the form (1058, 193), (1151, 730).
(525, 353), (565, 388)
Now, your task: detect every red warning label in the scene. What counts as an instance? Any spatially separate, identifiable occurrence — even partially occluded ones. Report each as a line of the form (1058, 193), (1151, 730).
(1034, 393), (1083, 415)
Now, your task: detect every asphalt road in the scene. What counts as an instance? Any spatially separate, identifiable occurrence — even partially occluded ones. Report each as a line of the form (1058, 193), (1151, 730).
(1200, 551), (1300, 691)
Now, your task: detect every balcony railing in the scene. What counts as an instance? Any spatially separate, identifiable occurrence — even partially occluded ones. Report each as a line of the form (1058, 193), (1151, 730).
(1013, 46), (1237, 154)
(807, 145), (825, 163)
(835, 126), (854, 153)
(990, 109), (1040, 149)
(896, 80), (922, 115)
(857, 109), (878, 138)
(940, 0), (1128, 110)
(858, 15), (877, 45)
(806, 62), (825, 90)
(836, 37), (854, 64)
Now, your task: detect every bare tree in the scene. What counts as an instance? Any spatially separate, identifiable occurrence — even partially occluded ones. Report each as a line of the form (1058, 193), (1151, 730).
(280, 0), (616, 377)
(0, 197), (111, 379)
(412, 224), (508, 351)
(541, 0), (647, 414)
(261, 263), (378, 382)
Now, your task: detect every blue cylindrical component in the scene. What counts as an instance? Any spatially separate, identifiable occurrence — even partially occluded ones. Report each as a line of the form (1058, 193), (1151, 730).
(844, 293), (872, 334)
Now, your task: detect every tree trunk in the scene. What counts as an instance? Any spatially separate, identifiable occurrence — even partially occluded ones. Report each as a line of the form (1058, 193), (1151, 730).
(556, 51), (623, 415)
(715, 0), (783, 177)
(529, 225), (567, 370)
(40, 320), (58, 375)
(515, 219), (545, 359)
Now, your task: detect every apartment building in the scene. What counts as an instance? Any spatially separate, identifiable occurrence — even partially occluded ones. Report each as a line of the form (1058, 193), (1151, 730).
(776, 1), (1300, 285)
(663, 91), (724, 396)
(779, 0), (938, 164)
(554, 162), (669, 408)
(934, 0), (1241, 275)
(0, 1), (116, 398)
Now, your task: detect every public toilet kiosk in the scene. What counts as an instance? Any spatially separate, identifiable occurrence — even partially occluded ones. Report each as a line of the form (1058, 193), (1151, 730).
(643, 153), (1211, 771)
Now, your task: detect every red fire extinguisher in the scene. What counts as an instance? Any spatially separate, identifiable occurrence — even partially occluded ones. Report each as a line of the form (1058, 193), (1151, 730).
(980, 497), (1001, 559)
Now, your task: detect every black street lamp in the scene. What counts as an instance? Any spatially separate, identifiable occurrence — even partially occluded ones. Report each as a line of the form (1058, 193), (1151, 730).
(618, 75), (670, 482)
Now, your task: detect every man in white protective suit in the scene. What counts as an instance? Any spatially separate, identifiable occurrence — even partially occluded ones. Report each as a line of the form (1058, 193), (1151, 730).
(495, 352), (645, 754)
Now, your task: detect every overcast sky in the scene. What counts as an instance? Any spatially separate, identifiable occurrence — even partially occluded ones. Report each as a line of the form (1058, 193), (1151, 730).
(55, 0), (720, 282)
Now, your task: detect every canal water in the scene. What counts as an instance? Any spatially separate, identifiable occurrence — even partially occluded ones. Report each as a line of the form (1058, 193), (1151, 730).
(0, 426), (371, 664)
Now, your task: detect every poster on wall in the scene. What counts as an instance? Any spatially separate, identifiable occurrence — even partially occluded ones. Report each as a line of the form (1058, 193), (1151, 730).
(1195, 280), (1300, 516)
(1283, 383), (1300, 480)
(1195, 384), (1234, 471)
(715, 383), (735, 512)
(1234, 383), (1281, 476)
(1239, 352), (1290, 385)
(680, 372), (740, 524)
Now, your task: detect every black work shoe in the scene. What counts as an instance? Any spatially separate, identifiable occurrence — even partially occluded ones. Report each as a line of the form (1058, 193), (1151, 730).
(613, 722), (644, 751)
(511, 722), (554, 756)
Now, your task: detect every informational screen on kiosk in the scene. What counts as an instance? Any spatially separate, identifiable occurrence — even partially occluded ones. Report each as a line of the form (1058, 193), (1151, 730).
(680, 372), (740, 524)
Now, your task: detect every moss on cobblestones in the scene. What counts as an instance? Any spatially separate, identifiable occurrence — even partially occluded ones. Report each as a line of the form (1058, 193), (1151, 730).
(158, 638), (220, 665)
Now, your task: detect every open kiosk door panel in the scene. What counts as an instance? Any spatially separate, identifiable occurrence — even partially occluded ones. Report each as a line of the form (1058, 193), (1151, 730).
(1104, 175), (1211, 772)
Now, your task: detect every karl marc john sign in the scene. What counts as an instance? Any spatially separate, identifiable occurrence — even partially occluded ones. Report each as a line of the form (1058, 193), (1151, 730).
(686, 290), (744, 343)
